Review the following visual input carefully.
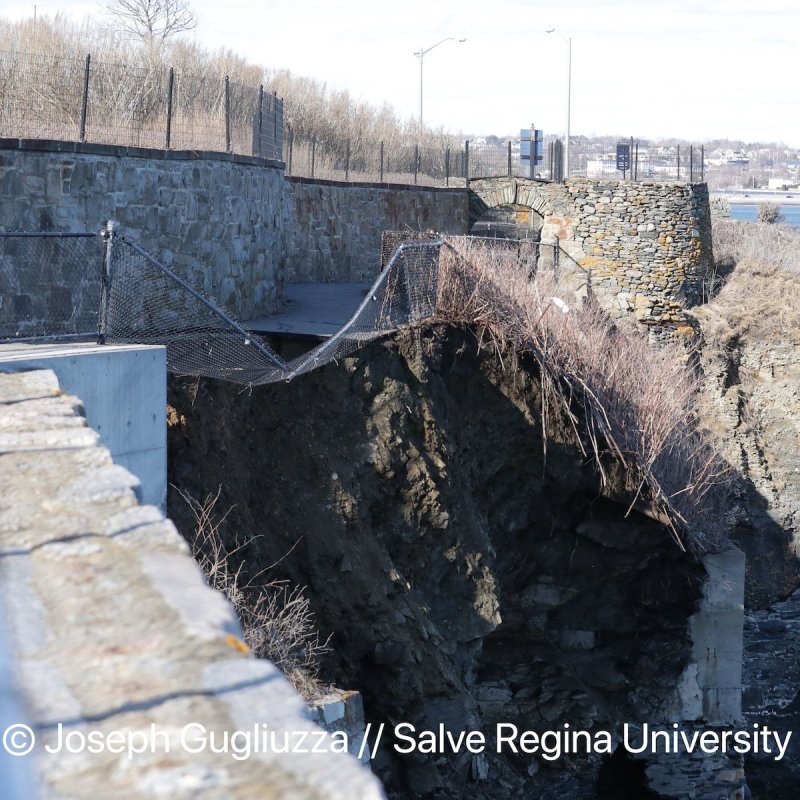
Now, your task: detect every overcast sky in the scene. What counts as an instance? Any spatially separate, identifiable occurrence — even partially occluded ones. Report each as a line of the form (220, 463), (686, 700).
(4, 0), (799, 145)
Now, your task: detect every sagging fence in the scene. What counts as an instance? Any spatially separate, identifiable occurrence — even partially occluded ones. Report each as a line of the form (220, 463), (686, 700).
(0, 50), (283, 159)
(0, 227), (568, 386)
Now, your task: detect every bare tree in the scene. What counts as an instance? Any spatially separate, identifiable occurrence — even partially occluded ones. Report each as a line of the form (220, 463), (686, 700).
(107, 0), (197, 45)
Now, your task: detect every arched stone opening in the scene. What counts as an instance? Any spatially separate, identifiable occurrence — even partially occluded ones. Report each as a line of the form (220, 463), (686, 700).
(470, 202), (544, 240)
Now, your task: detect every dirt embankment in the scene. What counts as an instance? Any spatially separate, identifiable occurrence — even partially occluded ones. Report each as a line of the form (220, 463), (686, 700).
(167, 325), (705, 800)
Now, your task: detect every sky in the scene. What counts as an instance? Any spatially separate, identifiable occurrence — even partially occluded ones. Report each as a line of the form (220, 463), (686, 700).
(4, 0), (799, 145)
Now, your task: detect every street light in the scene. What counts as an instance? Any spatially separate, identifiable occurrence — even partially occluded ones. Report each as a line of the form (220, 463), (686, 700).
(545, 27), (572, 181)
(414, 37), (466, 129)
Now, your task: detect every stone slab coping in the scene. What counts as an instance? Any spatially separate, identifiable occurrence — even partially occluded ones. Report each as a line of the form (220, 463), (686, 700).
(0, 368), (384, 800)
(286, 174), (466, 193)
(0, 342), (162, 360)
(0, 137), (285, 170)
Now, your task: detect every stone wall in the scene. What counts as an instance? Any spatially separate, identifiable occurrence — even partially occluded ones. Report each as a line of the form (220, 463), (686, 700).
(0, 140), (286, 319)
(554, 179), (713, 337)
(469, 177), (714, 339)
(285, 177), (469, 282)
(0, 141), (711, 339)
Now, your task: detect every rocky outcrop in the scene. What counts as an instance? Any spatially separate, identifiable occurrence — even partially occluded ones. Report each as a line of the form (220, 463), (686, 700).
(166, 325), (738, 799)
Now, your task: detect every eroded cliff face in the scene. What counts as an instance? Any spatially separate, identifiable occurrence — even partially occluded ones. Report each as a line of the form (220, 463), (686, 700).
(166, 326), (707, 799)
(693, 260), (800, 608)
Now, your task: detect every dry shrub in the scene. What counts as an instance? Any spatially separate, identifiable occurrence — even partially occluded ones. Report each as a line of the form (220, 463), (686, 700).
(698, 259), (800, 343)
(177, 486), (330, 699)
(713, 218), (800, 275)
(0, 14), (460, 163)
(437, 238), (733, 553)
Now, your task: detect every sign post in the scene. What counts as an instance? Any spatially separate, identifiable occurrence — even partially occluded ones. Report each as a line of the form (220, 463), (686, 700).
(520, 125), (544, 179)
(616, 142), (631, 179)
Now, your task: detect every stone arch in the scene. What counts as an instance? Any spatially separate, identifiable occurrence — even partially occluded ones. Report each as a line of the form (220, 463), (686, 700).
(467, 178), (558, 236)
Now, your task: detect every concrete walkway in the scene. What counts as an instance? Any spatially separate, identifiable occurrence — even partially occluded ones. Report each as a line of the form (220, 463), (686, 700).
(246, 283), (371, 339)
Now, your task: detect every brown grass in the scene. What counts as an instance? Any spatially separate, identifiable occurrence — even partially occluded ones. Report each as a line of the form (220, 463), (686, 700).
(712, 219), (800, 276)
(436, 238), (733, 553)
(177, 486), (331, 700)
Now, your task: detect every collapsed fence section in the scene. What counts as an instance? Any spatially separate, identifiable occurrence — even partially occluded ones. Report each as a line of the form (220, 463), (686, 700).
(0, 227), (569, 388)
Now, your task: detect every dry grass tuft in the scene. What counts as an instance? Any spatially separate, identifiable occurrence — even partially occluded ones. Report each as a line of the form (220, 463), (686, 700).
(177, 486), (331, 700)
(436, 238), (733, 553)
(712, 219), (800, 276)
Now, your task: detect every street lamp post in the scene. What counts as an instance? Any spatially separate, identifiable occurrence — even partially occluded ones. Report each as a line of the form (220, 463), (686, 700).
(545, 27), (572, 181)
(414, 37), (466, 129)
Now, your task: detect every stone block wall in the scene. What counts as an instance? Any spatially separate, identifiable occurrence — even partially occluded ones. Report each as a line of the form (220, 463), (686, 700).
(0, 140), (286, 319)
(285, 177), (469, 282)
(469, 177), (713, 340)
(548, 179), (713, 337)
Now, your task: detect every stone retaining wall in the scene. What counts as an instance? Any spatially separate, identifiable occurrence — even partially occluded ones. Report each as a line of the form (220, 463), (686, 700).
(285, 177), (469, 282)
(0, 140), (286, 320)
(468, 176), (714, 339)
(0, 141), (711, 338)
(557, 179), (713, 337)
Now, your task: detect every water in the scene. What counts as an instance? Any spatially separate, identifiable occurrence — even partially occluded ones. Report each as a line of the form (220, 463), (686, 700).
(728, 204), (800, 227)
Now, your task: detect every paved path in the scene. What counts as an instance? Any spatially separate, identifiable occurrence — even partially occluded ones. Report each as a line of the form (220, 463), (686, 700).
(246, 283), (371, 339)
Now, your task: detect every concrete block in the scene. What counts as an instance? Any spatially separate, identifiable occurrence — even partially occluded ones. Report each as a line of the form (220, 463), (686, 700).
(0, 343), (166, 510)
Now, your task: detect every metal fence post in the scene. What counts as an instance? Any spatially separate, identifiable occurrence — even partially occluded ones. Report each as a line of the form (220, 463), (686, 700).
(79, 53), (91, 142)
(165, 66), (174, 150)
(257, 84), (264, 157)
(507, 140), (512, 177)
(224, 76), (232, 153)
(446, 147), (450, 187)
(311, 135), (316, 178)
(689, 145), (694, 183)
(287, 127), (293, 175)
(701, 144), (705, 182)
(379, 141), (384, 182)
(273, 91), (278, 157)
(677, 144), (681, 181)
(634, 141), (639, 181)
(98, 220), (117, 345)
(553, 234), (560, 274)
(464, 139), (470, 182)
(345, 139), (350, 182)
(414, 144), (419, 184)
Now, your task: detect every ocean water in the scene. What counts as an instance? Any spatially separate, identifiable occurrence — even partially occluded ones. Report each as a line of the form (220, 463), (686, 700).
(728, 204), (800, 227)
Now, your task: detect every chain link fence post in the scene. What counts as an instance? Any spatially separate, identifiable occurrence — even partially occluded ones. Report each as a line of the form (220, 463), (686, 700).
(98, 220), (117, 345)
(79, 53), (91, 142)
(379, 141), (384, 182)
(165, 66), (174, 150)
(224, 76), (231, 153)
(464, 140), (469, 182)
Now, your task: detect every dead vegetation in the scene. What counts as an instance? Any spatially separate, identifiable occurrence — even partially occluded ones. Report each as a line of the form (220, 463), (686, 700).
(177, 485), (331, 700)
(436, 238), (733, 553)
(0, 13), (459, 161)
(712, 218), (800, 276)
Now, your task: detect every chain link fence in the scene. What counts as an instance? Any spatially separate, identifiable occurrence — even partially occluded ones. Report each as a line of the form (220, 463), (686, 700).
(0, 50), (283, 159)
(0, 232), (100, 341)
(0, 226), (565, 387)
